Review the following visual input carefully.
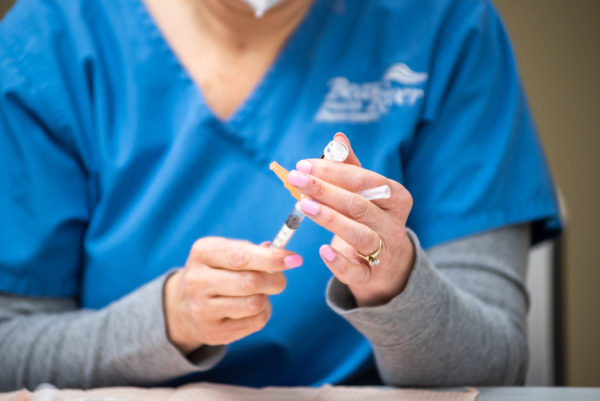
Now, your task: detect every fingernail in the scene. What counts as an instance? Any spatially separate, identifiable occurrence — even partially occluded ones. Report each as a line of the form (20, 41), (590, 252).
(284, 254), (303, 268)
(287, 170), (307, 187)
(334, 132), (350, 145)
(300, 198), (320, 215)
(296, 160), (312, 173)
(259, 241), (271, 247)
(320, 245), (336, 262)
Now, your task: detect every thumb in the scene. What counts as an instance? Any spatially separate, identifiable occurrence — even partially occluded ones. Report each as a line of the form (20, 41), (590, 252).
(333, 132), (362, 167)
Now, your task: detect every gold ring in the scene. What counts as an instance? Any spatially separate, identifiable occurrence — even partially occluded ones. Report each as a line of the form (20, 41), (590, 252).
(356, 238), (384, 267)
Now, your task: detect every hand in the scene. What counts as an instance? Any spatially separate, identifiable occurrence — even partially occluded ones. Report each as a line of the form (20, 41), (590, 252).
(164, 237), (302, 354)
(287, 134), (415, 307)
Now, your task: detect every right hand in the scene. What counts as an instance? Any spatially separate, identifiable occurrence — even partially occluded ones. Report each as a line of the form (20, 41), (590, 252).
(164, 237), (303, 354)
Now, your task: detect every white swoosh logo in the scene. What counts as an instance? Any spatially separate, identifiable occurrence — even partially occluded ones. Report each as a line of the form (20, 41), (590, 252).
(383, 63), (428, 85)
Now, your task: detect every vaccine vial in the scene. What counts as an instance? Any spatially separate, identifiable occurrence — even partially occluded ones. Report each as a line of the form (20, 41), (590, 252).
(323, 140), (349, 162)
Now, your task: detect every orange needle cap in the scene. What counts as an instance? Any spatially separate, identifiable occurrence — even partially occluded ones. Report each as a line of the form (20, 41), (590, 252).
(269, 161), (302, 201)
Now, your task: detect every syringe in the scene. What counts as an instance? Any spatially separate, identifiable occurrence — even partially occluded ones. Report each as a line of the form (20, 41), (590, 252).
(270, 140), (349, 249)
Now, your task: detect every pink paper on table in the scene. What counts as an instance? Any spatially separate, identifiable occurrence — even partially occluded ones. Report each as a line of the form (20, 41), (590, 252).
(0, 382), (478, 401)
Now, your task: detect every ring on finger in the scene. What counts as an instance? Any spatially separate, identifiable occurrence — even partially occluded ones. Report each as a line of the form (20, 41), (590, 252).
(356, 238), (384, 267)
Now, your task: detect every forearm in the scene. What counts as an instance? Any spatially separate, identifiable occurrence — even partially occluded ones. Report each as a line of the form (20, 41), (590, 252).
(327, 225), (530, 386)
(0, 274), (225, 391)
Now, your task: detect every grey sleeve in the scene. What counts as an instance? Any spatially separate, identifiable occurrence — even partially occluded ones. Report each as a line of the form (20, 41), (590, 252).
(0, 273), (226, 391)
(327, 224), (531, 386)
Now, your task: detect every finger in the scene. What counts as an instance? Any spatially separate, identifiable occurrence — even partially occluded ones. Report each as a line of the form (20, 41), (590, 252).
(207, 294), (270, 320)
(319, 244), (370, 286)
(333, 132), (361, 167)
(190, 237), (302, 272)
(294, 160), (408, 211)
(187, 267), (287, 297)
(295, 158), (385, 193)
(220, 303), (272, 341)
(298, 198), (382, 257)
(287, 169), (385, 229)
(331, 235), (368, 265)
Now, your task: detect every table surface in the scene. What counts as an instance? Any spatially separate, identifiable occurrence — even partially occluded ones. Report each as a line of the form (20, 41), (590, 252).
(474, 387), (600, 401)
(3, 386), (599, 401)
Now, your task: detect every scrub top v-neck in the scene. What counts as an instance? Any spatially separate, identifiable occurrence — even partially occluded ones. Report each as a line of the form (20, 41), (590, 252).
(0, 0), (562, 388)
(136, 0), (329, 157)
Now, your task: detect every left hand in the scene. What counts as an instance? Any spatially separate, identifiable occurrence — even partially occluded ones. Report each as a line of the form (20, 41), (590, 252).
(287, 134), (416, 307)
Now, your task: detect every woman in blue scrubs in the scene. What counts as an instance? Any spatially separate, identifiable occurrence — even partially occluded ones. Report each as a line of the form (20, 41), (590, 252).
(0, 0), (561, 390)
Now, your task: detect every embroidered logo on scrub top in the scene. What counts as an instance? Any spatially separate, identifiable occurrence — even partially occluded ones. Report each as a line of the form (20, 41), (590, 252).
(315, 63), (428, 123)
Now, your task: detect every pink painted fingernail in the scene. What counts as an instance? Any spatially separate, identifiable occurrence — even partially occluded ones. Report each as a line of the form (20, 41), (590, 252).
(300, 198), (320, 215)
(284, 254), (303, 268)
(334, 132), (350, 145)
(259, 241), (271, 247)
(320, 245), (336, 262)
(287, 170), (307, 187)
(296, 160), (312, 173)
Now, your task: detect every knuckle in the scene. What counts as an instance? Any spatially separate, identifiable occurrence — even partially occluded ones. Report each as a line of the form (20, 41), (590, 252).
(354, 226), (374, 251)
(392, 181), (413, 212)
(264, 305), (273, 321)
(335, 261), (349, 276)
(401, 189), (414, 209)
(319, 163), (332, 180)
(346, 195), (369, 220)
(388, 179), (402, 194)
(182, 278), (195, 298)
(246, 295), (266, 314)
(256, 307), (271, 327)
(191, 239), (206, 256)
(391, 180), (411, 201)
(357, 175), (371, 192)
(191, 237), (219, 258)
(182, 269), (202, 295)
(228, 245), (250, 269)
(311, 177), (326, 198)
(270, 272), (287, 294)
(321, 209), (336, 226)
(241, 271), (262, 292)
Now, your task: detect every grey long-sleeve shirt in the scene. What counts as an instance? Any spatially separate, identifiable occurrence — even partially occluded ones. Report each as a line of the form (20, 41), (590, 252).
(0, 224), (530, 391)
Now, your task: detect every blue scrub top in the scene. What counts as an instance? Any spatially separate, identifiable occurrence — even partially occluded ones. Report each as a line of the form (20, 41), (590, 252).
(0, 0), (561, 387)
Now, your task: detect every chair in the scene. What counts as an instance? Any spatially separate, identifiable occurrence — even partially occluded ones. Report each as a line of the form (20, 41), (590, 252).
(525, 191), (567, 386)
(525, 237), (564, 385)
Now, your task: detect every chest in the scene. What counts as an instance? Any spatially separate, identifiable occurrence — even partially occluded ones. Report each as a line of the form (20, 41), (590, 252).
(141, 0), (294, 121)
(182, 45), (279, 120)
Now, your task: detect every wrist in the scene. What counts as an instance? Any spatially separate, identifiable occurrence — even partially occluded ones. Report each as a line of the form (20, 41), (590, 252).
(163, 270), (198, 354)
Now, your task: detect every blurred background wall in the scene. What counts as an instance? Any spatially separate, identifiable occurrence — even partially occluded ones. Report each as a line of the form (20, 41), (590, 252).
(1, 0), (598, 387)
(493, 0), (600, 387)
